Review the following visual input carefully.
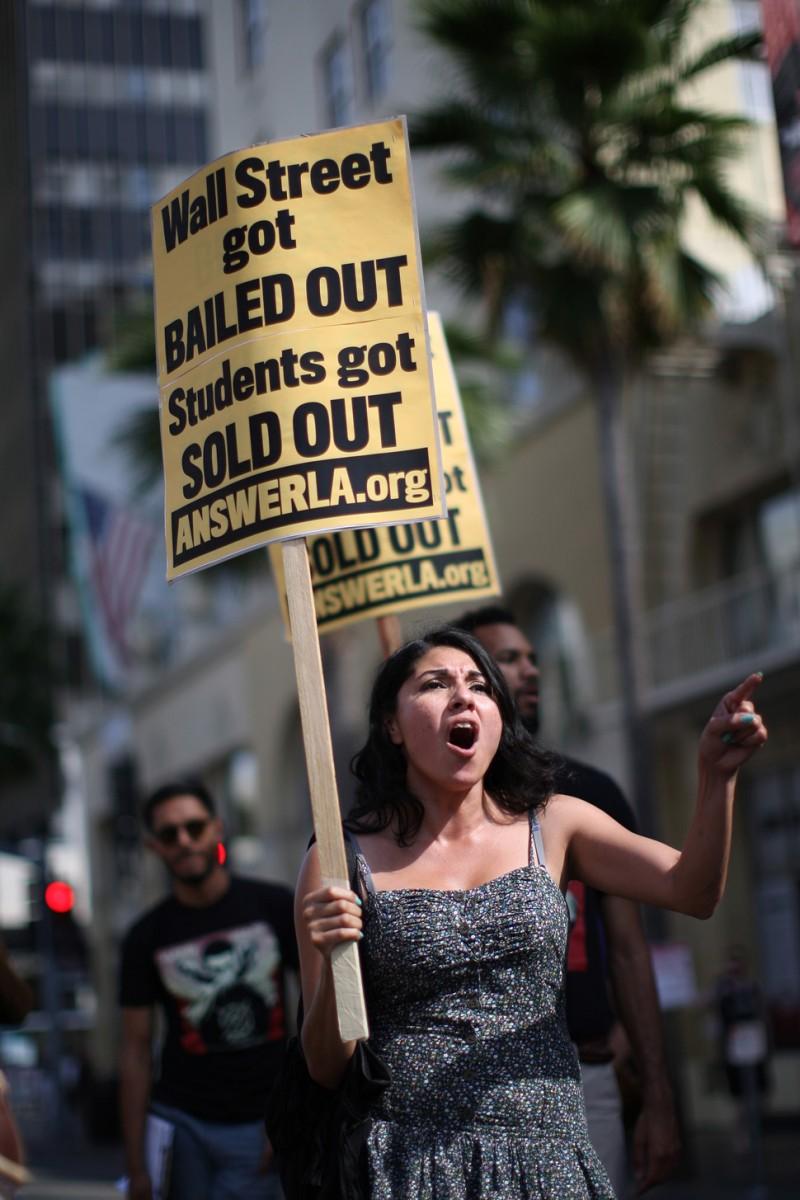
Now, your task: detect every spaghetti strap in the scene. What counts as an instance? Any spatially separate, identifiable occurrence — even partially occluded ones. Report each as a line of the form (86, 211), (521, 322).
(528, 812), (547, 871)
(344, 829), (376, 896)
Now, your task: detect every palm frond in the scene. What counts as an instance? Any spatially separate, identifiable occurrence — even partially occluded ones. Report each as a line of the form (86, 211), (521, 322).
(457, 380), (515, 462)
(679, 30), (763, 81)
(642, 237), (720, 330)
(107, 305), (157, 372)
(553, 190), (639, 272)
(692, 167), (765, 245)
(417, 0), (527, 55)
(649, 0), (700, 63)
(575, 179), (684, 248)
(442, 320), (520, 371)
(421, 0), (762, 379)
(410, 99), (501, 154)
(112, 407), (163, 496)
(525, 260), (609, 375)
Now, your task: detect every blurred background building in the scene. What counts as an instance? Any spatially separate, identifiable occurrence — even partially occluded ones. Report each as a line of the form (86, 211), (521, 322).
(0, 0), (798, 1171)
(0, 0), (217, 1141)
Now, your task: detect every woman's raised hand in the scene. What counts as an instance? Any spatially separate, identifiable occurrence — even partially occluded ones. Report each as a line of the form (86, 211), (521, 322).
(699, 673), (768, 773)
(301, 886), (363, 960)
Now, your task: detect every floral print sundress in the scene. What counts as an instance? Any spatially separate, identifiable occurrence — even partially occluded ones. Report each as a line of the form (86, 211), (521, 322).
(351, 815), (615, 1199)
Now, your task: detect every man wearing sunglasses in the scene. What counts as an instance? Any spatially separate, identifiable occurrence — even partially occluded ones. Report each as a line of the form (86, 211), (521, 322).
(119, 781), (297, 1200)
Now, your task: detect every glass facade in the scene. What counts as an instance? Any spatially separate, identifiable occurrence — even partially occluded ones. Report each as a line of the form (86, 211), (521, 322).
(360, 0), (390, 102)
(239, 0), (267, 72)
(20, 0), (212, 691)
(28, 4), (204, 70)
(27, 0), (209, 348)
(31, 101), (206, 163)
(322, 33), (353, 128)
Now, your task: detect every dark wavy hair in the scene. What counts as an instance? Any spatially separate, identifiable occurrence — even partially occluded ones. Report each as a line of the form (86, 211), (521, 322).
(347, 626), (555, 844)
(142, 779), (215, 831)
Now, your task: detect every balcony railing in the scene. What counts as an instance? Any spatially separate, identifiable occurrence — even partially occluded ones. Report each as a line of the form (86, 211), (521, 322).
(592, 560), (800, 709)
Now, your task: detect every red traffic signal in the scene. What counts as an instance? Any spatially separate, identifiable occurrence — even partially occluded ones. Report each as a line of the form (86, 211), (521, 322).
(44, 881), (75, 914)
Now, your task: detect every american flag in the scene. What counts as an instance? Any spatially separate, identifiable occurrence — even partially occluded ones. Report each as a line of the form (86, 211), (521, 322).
(78, 485), (156, 665)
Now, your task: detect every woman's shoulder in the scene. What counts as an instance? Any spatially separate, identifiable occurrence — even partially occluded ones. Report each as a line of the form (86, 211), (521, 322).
(347, 826), (397, 863)
(542, 790), (583, 807)
(539, 791), (591, 827)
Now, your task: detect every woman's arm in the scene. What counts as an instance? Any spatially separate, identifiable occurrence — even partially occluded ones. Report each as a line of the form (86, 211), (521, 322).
(562, 674), (766, 917)
(294, 844), (363, 1087)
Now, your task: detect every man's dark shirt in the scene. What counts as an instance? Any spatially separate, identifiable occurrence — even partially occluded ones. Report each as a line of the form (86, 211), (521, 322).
(553, 756), (638, 1047)
(120, 875), (298, 1123)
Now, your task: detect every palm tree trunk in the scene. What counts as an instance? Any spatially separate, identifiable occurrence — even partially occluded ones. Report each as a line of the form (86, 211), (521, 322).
(593, 356), (658, 844)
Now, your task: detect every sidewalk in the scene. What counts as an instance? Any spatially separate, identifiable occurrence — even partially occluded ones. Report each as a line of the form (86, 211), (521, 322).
(648, 1122), (799, 1200)
(19, 1182), (119, 1199)
(18, 1118), (123, 1200)
(19, 1148), (122, 1199)
(16, 1120), (800, 1199)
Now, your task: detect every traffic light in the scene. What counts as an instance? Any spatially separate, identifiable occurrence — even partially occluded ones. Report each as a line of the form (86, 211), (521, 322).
(42, 881), (85, 969)
(44, 881), (74, 915)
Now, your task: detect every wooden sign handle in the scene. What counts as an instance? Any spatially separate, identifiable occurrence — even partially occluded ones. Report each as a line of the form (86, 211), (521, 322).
(281, 538), (369, 1042)
(376, 614), (403, 658)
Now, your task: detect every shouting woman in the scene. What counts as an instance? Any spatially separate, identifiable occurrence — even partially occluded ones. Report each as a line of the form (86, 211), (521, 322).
(296, 627), (767, 1199)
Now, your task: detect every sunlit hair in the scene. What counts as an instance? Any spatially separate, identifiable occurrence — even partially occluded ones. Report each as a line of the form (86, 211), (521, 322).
(348, 626), (554, 844)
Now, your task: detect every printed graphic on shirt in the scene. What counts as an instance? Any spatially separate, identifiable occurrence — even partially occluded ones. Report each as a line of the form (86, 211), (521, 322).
(156, 921), (284, 1053)
(566, 881), (589, 973)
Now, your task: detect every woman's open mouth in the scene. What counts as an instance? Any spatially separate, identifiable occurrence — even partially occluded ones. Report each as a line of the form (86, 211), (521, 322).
(447, 722), (478, 752)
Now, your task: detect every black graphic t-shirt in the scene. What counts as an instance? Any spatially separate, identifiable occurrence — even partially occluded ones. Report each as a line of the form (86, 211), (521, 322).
(553, 756), (638, 1047)
(120, 876), (298, 1122)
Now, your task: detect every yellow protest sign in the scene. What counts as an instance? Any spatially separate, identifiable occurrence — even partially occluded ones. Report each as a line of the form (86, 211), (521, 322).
(270, 313), (501, 634)
(151, 118), (445, 579)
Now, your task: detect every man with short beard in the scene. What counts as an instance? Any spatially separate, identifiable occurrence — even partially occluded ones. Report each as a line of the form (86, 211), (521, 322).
(458, 606), (680, 1197)
(119, 781), (297, 1200)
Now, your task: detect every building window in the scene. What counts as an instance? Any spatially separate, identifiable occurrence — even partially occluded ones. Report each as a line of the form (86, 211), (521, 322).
(360, 0), (391, 102)
(239, 0), (267, 72)
(28, 6), (203, 70)
(322, 33), (353, 128)
(721, 486), (800, 578)
(706, 484), (800, 659)
(731, 1), (775, 122)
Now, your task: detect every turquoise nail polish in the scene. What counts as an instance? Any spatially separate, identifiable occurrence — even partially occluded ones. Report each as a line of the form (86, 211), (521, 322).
(355, 896), (363, 907)
(721, 732), (735, 745)
(738, 714), (755, 724)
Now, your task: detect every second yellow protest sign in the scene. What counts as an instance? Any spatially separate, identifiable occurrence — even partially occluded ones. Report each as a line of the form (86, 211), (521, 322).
(151, 118), (444, 579)
(271, 313), (500, 634)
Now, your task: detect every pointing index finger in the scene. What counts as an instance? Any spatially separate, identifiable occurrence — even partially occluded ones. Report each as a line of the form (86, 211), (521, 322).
(725, 673), (763, 709)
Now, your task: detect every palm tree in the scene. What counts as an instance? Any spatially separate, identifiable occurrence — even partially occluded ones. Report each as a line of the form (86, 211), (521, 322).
(106, 301), (163, 495)
(412, 0), (764, 826)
